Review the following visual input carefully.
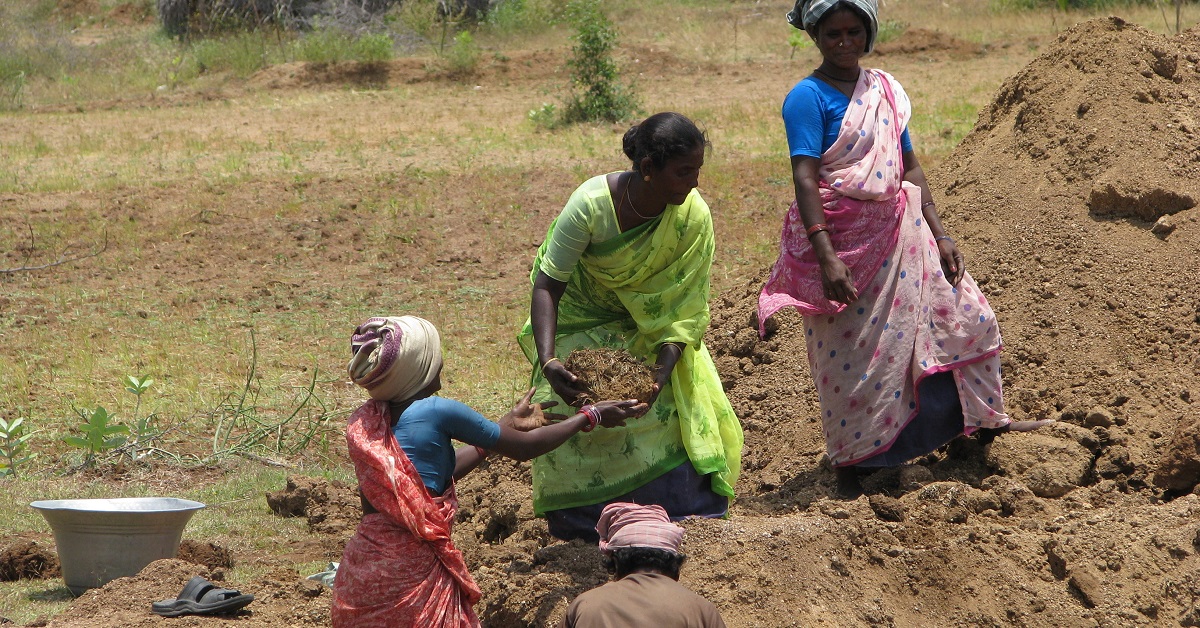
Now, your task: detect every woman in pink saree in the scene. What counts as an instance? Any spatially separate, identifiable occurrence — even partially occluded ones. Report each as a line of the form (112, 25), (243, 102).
(759, 0), (1048, 498)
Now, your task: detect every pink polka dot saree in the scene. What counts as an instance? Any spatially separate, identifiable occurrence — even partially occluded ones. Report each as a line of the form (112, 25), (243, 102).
(759, 69), (1011, 467)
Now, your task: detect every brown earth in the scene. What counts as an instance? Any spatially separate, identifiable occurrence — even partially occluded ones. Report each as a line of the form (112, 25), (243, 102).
(563, 347), (659, 407)
(5, 15), (1200, 628)
(0, 540), (59, 582)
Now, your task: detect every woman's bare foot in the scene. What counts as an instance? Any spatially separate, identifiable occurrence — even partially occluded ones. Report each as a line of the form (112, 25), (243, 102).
(834, 466), (863, 500)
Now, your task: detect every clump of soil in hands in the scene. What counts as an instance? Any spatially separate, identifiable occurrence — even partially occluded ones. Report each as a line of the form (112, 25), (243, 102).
(563, 348), (658, 406)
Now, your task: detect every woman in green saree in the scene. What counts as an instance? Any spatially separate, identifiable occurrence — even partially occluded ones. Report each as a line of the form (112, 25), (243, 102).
(519, 112), (744, 542)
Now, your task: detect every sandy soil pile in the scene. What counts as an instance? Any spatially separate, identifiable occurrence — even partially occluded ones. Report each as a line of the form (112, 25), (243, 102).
(6, 17), (1200, 627)
(473, 18), (1200, 626)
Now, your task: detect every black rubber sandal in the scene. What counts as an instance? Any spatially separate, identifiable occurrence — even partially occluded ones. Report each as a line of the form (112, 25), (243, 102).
(150, 576), (254, 617)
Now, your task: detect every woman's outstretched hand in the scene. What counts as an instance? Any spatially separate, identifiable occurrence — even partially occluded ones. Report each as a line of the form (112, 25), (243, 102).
(535, 397), (647, 429)
(819, 256), (859, 304)
(937, 239), (966, 286)
(501, 388), (561, 431)
(591, 399), (649, 428)
(543, 361), (591, 407)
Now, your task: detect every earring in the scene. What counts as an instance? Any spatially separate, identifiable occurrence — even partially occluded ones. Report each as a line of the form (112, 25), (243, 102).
(643, 175), (650, 182)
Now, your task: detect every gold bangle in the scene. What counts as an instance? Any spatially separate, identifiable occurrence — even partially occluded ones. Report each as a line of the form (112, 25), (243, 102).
(541, 357), (561, 374)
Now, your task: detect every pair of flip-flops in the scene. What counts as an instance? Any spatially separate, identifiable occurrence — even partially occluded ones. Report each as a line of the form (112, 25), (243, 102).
(151, 576), (254, 617)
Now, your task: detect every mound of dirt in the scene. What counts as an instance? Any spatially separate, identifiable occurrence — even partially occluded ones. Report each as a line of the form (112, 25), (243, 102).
(563, 347), (658, 406)
(0, 540), (59, 581)
(265, 474), (360, 540)
(175, 540), (234, 571)
(874, 27), (986, 58)
(43, 559), (329, 627)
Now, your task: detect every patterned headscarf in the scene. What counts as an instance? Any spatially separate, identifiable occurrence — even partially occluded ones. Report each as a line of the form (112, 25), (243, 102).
(348, 316), (443, 402)
(786, 0), (880, 53)
(596, 502), (685, 556)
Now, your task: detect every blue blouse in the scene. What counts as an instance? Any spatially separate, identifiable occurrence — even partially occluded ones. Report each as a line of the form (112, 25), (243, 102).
(392, 396), (501, 496)
(783, 76), (913, 159)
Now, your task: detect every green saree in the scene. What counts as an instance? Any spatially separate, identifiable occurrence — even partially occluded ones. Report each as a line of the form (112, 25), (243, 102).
(518, 176), (743, 516)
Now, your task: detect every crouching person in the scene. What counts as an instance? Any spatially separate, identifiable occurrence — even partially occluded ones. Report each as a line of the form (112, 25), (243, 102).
(559, 502), (726, 628)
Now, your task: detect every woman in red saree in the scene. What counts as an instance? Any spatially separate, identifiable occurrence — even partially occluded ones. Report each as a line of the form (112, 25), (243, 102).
(759, 0), (1048, 498)
(332, 316), (644, 627)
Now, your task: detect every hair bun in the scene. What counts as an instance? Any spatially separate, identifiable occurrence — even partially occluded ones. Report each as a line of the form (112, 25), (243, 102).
(621, 124), (640, 161)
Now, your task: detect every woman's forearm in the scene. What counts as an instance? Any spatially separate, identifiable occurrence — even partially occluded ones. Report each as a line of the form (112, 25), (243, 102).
(903, 151), (947, 238)
(492, 413), (592, 461)
(792, 156), (839, 263)
(654, 342), (684, 386)
(452, 445), (486, 480)
(531, 272), (566, 366)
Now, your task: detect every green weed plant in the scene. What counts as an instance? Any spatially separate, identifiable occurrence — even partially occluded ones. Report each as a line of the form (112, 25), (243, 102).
(207, 330), (341, 463)
(0, 418), (36, 478)
(63, 406), (128, 468)
(123, 375), (161, 463)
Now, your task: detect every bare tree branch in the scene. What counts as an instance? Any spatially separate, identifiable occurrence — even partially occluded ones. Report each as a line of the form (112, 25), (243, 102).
(0, 227), (108, 274)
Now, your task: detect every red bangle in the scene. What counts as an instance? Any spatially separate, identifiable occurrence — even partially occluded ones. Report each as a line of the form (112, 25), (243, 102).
(579, 405), (600, 432)
(805, 223), (830, 238)
(473, 445), (489, 459)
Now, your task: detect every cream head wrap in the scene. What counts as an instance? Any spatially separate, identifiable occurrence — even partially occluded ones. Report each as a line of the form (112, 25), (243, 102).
(595, 502), (685, 556)
(787, 0), (879, 53)
(348, 316), (443, 402)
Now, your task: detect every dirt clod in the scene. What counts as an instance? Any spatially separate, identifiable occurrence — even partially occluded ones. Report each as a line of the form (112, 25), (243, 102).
(563, 347), (657, 405)
(0, 541), (59, 581)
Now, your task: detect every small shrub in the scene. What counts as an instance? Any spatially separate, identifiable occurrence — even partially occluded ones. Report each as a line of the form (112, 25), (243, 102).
(788, 30), (812, 59)
(528, 102), (558, 129)
(190, 32), (273, 77)
(559, 0), (637, 124)
(352, 33), (395, 62)
(876, 19), (906, 44)
(393, 0), (442, 42)
(444, 30), (480, 74)
(0, 71), (25, 111)
(123, 375), (161, 462)
(486, 0), (568, 33)
(294, 28), (356, 64)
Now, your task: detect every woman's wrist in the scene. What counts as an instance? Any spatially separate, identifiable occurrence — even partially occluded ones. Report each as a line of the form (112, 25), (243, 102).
(814, 245), (841, 266)
(541, 357), (561, 374)
(473, 445), (489, 459)
(578, 405), (600, 432)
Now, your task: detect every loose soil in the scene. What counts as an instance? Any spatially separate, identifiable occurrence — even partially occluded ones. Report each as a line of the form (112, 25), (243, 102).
(563, 347), (658, 406)
(4, 15), (1200, 628)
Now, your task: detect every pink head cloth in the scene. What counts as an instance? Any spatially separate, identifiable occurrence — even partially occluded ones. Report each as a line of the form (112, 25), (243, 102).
(595, 502), (684, 555)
